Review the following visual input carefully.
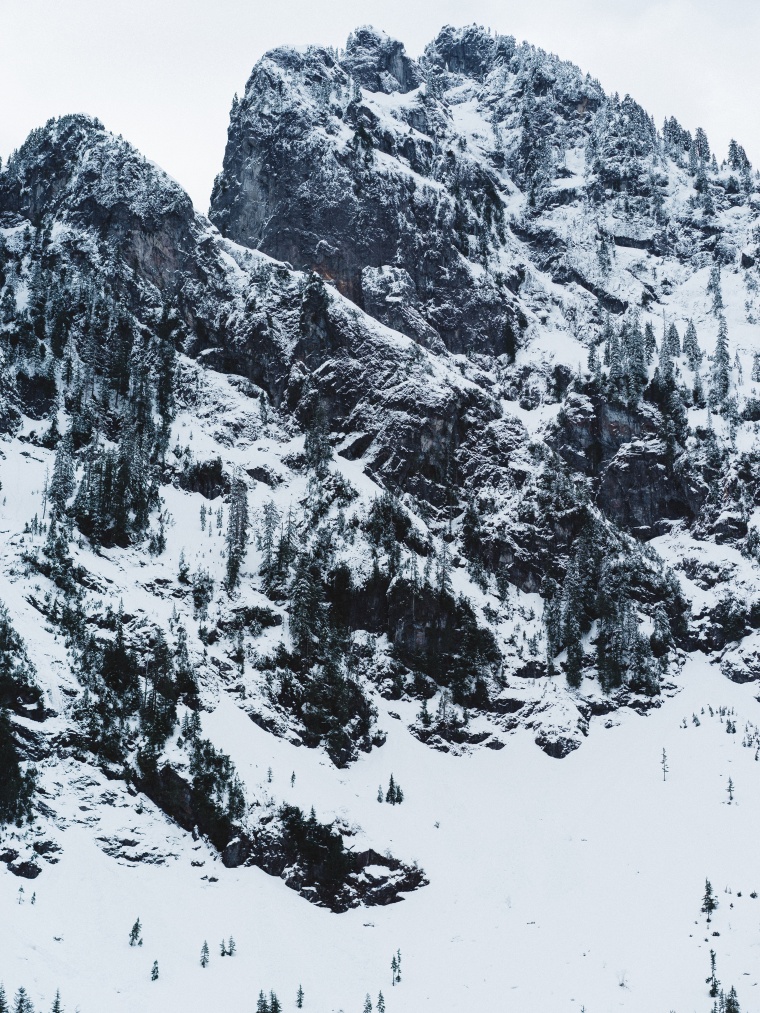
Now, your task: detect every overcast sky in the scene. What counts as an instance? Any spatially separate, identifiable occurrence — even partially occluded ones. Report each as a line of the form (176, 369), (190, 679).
(2, 0), (758, 213)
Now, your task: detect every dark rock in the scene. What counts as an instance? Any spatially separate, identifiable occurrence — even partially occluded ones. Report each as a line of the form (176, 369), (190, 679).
(177, 457), (229, 499)
(534, 732), (582, 759)
(343, 27), (422, 94)
(9, 860), (42, 879)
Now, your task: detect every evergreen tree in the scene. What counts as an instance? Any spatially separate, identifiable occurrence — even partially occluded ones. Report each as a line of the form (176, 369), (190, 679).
(643, 322), (657, 363)
(683, 320), (702, 370)
(725, 985), (741, 1013)
(228, 936), (236, 956)
(363, 995), (373, 1013)
(269, 992), (282, 1013)
(296, 985), (304, 1009)
(50, 992), (62, 1013)
(564, 614), (584, 688)
(12, 989), (31, 1013)
(665, 322), (681, 358)
(128, 918), (142, 946)
(303, 402), (332, 479)
(702, 879), (718, 921)
(0, 709), (37, 826)
(48, 431), (75, 513)
(200, 940), (210, 968)
(707, 264), (724, 316)
(709, 317), (731, 412)
(151, 961), (159, 981)
(289, 553), (326, 663)
(225, 474), (249, 590)
(708, 949), (719, 998)
(0, 985), (7, 1013)
(385, 774), (397, 804)
(377, 993), (385, 1013)
(259, 499), (280, 587)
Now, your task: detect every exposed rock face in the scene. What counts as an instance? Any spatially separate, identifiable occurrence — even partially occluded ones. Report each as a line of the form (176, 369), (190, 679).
(551, 392), (706, 534)
(209, 29), (526, 354)
(343, 26), (422, 94)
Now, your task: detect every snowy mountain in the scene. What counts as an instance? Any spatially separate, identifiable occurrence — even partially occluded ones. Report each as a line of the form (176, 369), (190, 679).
(1, 23), (760, 1013)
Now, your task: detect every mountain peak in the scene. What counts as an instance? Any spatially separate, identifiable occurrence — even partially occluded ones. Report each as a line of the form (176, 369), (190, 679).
(343, 24), (422, 93)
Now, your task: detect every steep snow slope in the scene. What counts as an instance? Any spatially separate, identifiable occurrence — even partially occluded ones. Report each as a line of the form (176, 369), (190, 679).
(2, 654), (759, 1013)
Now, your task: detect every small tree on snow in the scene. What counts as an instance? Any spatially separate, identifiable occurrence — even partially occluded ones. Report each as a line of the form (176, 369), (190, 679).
(363, 995), (373, 1013)
(200, 940), (210, 968)
(708, 949), (719, 998)
(377, 992), (386, 1013)
(296, 984), (304, 1009)
(129, 918), (142, 946)
(661, 748), (668, 782)
(151, 961), (159, 981)
(702, 879), (718, 922)
(727, 777), (734, 804)
(228, 936), (236, 956)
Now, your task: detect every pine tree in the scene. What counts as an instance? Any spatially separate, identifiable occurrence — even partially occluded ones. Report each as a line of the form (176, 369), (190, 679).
(702, 879), (718, 921)
(256, 991), (269, 1013)
(725, 985), (741, 1013)
(707, 264), (724, 315)
(296, 985), (304, 1009)
(289, 553), (325, 663)
(200, 940), (210, 967)
(48, 431), (75, 512)
(564, 588), (584, 691)
(0, 985), (8, 1013)
(708, 949), (719, 998)
(377, 992), (385, 1013)
(727, 777), (734, 804)
(661, 748), (668, 781)
(151, 960), (159, 981)
(710, 316), (731, 411)
(49, 992), (62, 1013)
(12, 989), (31, 1013)
(259, 499), (280, 585)
(129, 918), (142, 946)
(228, 936), (236, 956)
(363, 995), (373, 1013)
(269, 992), (282, 1013)
(666, 322), (681, 357)
(683, 320), (702, 370)
(220, 939), (228, 956)
(303, 403), (332, 478)
(391, 954), (398, 986)
(377, 785), (383, 803)
(225, 474), (249, 590)
(644, 322), (657, 363)
(385, 774), (397, 804)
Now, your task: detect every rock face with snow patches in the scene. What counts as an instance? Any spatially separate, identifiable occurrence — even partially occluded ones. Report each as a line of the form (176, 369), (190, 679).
(2, 21), (760, 1013)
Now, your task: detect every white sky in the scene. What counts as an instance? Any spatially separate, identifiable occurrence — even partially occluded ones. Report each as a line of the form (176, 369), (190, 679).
(2, 0), (758, 214)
